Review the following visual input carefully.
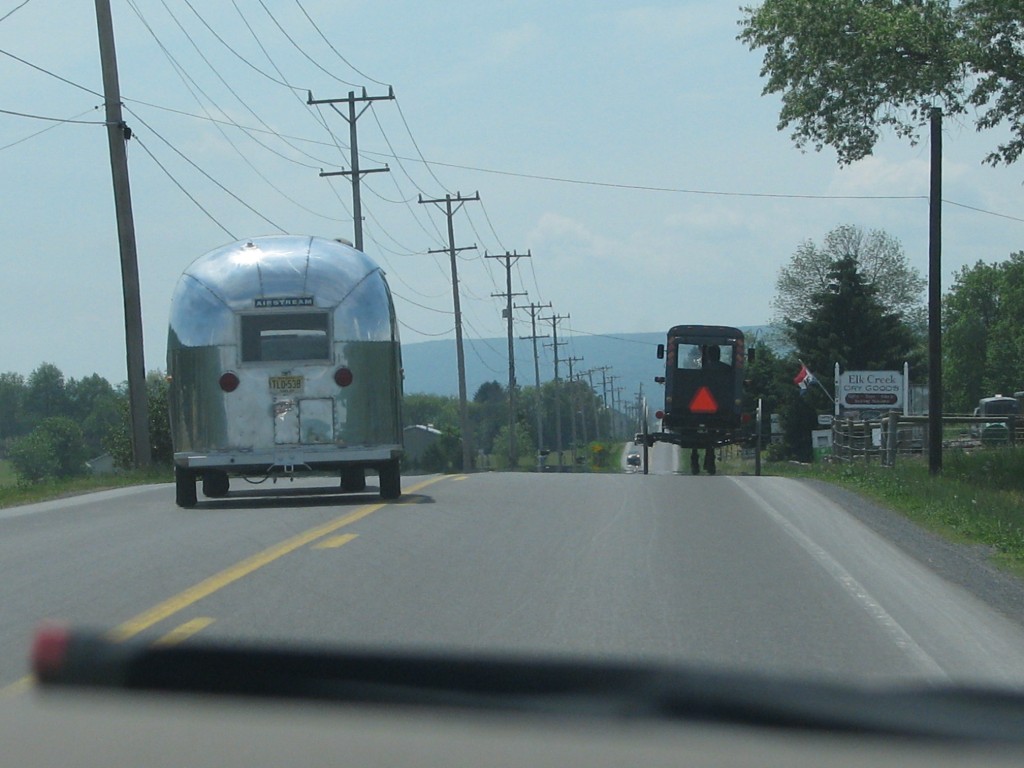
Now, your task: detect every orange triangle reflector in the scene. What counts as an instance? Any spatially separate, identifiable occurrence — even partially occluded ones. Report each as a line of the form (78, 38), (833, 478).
(689, 386), (718, 414)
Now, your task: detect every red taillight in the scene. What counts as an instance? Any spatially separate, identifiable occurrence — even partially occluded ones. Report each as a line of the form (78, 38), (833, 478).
(334, 367), (354, 387)
(655, 410), (665, 420)
(219, 372), (240, 392)
(741, 412), (752, 424)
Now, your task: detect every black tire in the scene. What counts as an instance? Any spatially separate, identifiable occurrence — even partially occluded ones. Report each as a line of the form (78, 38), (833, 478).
(175, 465), (197, 508)
(202, 471), (230, 498)
(690, 449), (701, 475)
(378, 459), (401, 500)
(340, 467), (367, 492)
(704, 450), (717, 476)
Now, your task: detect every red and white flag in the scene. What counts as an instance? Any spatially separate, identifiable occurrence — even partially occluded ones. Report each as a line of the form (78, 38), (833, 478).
(793, 363), (815, 389)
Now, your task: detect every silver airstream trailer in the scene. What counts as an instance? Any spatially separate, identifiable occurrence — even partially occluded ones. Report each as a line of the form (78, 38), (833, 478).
(167, 235), (403, 507)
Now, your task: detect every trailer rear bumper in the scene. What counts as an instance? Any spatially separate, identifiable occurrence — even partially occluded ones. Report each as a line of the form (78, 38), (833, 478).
(174, 445), (403, 475)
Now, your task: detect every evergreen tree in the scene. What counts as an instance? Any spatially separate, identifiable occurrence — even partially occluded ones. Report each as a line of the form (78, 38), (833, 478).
(789, 256), (922, 377)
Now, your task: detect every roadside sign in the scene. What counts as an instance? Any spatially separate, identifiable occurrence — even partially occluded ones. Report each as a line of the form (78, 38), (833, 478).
(839, 371), (903, 409)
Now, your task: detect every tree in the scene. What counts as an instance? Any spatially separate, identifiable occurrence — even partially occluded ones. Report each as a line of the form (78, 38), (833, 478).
(943, 254), (1024, 412)
(403, 393), (459, 433)
(104, 371), (172, 469)
(67, 373), (121, 456)
(790, 256), (922, 375)
(741, 0), (1024, 172)
(25, 363), (70, 424)
(738, 0), (967, 165)
(772, 225), (926, 330)
(0, 372), (27, 446)
(741, 342), (790, 448)
(471, 381), (509, 456)
(961, 0), (1024, 166)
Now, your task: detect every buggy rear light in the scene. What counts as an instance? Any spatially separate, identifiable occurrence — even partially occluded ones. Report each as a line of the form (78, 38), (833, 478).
(655, 410), (665, 420)
(219, 372), (240, 392)
(742, 412), (752, 424)
(334, 367), (354, 387)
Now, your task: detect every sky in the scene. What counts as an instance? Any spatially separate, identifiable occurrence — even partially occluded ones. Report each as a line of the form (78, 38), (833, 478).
(2, 0), (1022, 388)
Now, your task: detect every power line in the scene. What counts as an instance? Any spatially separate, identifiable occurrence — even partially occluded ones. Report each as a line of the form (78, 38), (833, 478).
(0, 46), (103, 97)
(175, 0), (305, 92)
(0, 107), (101, 150)
(126, 107), (287, 233)
(0, 106), (104, 125)
(293, 0), (390, 87)
(133, 134), (235, 238)
(944, 199), (1024, 224)
(257, 0), (362, 89)
(0, 0), (33, 24)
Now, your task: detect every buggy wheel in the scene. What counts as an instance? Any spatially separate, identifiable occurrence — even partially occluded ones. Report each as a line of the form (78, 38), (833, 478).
(175, 465), (197, 508)
(704, 449), (717, 476)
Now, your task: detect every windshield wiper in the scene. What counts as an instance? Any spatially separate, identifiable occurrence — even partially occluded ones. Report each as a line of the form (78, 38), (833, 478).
(30, 625), (1024, 743)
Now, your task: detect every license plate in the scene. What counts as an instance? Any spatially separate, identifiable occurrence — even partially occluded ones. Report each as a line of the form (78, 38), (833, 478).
(269, 375), (304, 393)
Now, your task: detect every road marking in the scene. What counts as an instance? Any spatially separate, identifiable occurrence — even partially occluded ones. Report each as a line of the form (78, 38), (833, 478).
(313, 533), (358, 549)
(0, 675), (32, 697)
(730, 478), (948, 679)
(107, 475), (447, 642)
(153, 617), (215, 646)
(451, 475), (469, 481)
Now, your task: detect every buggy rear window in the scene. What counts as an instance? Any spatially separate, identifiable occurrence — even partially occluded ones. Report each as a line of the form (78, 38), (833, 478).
(240, 312), (330, 362)
(672, 341), (734, 370)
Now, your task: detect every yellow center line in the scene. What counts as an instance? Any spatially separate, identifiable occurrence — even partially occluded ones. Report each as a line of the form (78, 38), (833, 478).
(313, 533), (358, 549)
(107, 475), (447, 643)
(0, 675), (33, 698)
(153, 617), (216, 646)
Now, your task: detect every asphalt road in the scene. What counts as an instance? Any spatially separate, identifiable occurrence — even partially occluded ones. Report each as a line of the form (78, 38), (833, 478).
(4, 444), (1024, 694)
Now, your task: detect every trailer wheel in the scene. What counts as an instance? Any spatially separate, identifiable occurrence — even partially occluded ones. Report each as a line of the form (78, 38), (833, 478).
(202, 471), (230, 498)
(340, 467), (366, 492)
(175, 465), (197, 508)
(378, 460), (401, 500)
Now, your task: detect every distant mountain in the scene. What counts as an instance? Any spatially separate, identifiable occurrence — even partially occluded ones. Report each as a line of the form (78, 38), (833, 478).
(400, 327), (775, 400)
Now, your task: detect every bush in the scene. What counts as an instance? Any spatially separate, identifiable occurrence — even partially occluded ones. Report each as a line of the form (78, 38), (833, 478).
(8, 417), (88, 483)
(104, 372), (173, 469)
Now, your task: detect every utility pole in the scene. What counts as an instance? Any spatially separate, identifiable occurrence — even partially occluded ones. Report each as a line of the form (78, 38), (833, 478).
(928, 107), (943, 475)
(606, 375), (620, 440)
(583, 368), (602, 442)
(542, 313), (569, 470)
(613, 386), (625, 440)
(566, 356), (584, 467)
(517, 301), (551, 471)
(487, 250), (529, 469)
(308, 87), (394, 251)
(419, 192), (480, 472)
(95, 0), (150, 469)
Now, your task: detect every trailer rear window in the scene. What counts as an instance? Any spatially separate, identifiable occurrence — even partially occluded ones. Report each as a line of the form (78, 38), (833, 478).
(241, 312), (330, 362)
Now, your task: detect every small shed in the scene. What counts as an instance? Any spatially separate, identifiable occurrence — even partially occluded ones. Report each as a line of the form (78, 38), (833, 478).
(403, 425), (442, 464)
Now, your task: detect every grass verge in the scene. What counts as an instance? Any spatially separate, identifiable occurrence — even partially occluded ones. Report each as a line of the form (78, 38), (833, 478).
(0, 466), (173, 510)
(765, 449), (1024, 575)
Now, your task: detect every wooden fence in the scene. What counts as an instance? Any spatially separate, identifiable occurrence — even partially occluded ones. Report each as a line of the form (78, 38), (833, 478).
(830, 414), (1019, 467)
